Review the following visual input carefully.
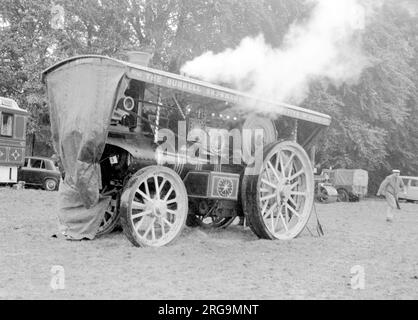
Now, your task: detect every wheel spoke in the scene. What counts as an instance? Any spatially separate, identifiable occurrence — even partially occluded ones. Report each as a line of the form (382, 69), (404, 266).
(137, 189), (151, 202)
(260, 193), (276, 202)
(104, 210), (114, 218)
(260, 200), (269, 216)
(271, 206), (276, 231)
(261, 179), (277, 189)
(159, 179), (167, 194)
(144, 179), (151, 198)
(289, 181), (300, 190)
(143, 217), (156, 237)
(160, 218), (166, 236)
(285, 205), (290, 223)
(290, 191), (307, 197)
(163, 186), (174, 201)
(268, 161), (281, 182)
(264, 166), (272, 182)
(277, 205), (289, 231)
(167, 208), (178, 216)
(274, 204), (283, 228)
(131, 210), (152, 220)
(166, 198), (178, 205)
(283, 153), (296, 172)
(289, 169), (304, 181)
(132, 201), (146, 210)
(163, 218), (173, 228)
(154, 176), (160, 199)
(286, 203), (301, 218)
(279, 152), (285, 176)
(275, 152), (280, 171)
(263, 202), (277, 218)
(151, 222), (156, 240)
(287, 195), (298, 208)
(134, 216), (146, 231)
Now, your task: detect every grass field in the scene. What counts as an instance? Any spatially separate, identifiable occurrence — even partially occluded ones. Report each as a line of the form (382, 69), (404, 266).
(0, 188), (417, 300)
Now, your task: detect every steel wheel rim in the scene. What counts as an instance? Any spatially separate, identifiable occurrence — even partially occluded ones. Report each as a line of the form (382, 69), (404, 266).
(320, 188), (329, 202)
(98, 197), (118, 234)
(337, 189), (348, 202)
(46, 180), (56, 190)
(128, 171), (186, 247)
(257, 144), (313, 240)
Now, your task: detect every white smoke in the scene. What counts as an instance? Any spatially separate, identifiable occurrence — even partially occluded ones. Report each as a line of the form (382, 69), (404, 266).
(181, 0), (370, 107)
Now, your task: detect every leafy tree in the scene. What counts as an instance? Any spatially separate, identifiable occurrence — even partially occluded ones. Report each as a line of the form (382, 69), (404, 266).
(303, 0), (418, 191)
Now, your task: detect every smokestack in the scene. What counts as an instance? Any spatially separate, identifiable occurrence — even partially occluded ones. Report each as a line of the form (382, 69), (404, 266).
(125, 51), (153, 66)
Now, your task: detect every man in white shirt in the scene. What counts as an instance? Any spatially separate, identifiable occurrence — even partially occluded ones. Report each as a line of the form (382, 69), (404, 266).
(377, 169), (405, 222)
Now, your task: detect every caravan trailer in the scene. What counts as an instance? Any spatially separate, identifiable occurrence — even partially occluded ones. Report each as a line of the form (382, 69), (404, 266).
(0, 97), (28, 184)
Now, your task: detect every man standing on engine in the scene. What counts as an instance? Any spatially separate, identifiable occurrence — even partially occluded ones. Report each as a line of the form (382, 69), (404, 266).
(377, 169), (405, 222)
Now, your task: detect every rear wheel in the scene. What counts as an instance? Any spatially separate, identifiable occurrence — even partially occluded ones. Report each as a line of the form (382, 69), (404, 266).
(317, 186), (328, 202)
(44, 178), (58, 191)
(242, 141), (314, 240)
(337, 188), (349, 202)
(96, 193), (120, 237)
(120, 166), (188, 247)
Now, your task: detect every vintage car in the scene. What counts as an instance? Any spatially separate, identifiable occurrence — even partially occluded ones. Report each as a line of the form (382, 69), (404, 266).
(17, 156), (61, 191)
(399, 176), (418, 203)
(314, 173), (338, 204)
(42, 53), (331, 247)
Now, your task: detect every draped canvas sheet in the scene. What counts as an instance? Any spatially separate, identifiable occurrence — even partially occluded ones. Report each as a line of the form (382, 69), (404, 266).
(45, 58), (127, 239)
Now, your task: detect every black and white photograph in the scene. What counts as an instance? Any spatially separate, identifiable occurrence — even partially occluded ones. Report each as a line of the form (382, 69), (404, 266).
(0, 0), (417, 304)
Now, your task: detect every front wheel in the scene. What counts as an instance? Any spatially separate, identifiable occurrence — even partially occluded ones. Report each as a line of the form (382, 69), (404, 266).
(242, 141), (314, 240)
(44, 178), (58, 191)
(120, 166), (188, 247)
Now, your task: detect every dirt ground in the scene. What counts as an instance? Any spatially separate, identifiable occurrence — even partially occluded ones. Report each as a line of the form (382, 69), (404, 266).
(0, 187), (417, 300)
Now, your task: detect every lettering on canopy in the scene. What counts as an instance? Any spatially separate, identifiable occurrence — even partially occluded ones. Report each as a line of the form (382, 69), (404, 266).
(127, 68), (331, 126)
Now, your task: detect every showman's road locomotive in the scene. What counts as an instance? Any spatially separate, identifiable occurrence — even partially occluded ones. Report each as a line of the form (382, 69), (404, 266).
(42, 53), (331, 247)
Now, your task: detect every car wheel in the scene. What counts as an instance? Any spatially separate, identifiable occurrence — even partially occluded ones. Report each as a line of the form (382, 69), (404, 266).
(44, 178), (58, 191)
(337, 188), (349, 202)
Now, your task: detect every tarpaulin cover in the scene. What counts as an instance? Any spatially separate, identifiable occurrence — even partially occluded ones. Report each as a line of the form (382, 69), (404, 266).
(324, 169), (369, 196)
(44, 58), (128, 239)
(332, 169), (368, 187)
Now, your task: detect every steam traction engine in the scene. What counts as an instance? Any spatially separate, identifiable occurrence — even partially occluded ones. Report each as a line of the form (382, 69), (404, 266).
(42, 54), (331, 247)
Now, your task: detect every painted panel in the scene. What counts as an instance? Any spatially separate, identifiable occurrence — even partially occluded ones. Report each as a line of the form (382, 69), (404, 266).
(0, 146), (6, 162)
(8, 147), (24, 163)
(14, 115), (25, 139)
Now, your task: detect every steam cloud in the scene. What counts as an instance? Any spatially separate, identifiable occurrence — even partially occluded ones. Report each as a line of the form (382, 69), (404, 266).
(181, 0), (370, 107)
